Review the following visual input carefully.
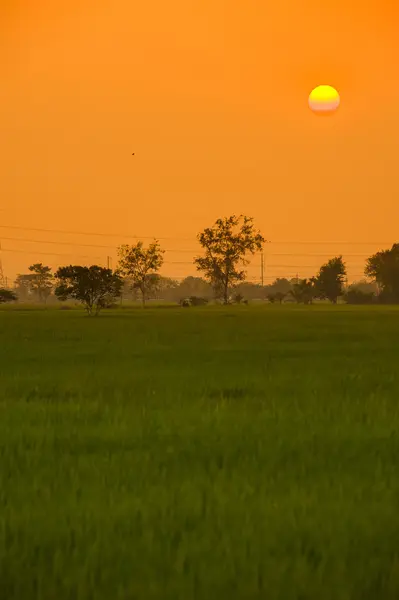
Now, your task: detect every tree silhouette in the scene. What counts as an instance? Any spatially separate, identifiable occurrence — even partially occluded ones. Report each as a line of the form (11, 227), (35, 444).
(314, 256), (346, 304)
(365, 243), (399, 303)
(14, 274), (36, 301)
(0, 288), (17, 304)
(344, 288), (374, 305)
(28, 263), (53, 303)
(290, 278), (317, 305)
(55, 265), (123, 316)
(194, 215), (265, 304)
(117, 241), (164, 307)
(178, 276), (212, 300)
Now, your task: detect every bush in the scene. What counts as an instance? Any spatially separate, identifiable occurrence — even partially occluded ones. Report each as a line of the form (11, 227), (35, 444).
(344, 289), (375, 305)
(267, 292), (286, 304)
(0, 289), (17, 304)
(102, 302), (120, 309)
(189, 296), (209, 306)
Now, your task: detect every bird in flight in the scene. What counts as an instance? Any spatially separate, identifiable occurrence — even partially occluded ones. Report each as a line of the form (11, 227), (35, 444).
(132, 153), (135, 156)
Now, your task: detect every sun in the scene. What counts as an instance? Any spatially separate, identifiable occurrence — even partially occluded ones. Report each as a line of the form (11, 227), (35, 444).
(308, 85), (340, 115)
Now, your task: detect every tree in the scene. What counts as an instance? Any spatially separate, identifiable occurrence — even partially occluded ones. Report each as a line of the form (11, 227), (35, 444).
(194, 215), (265, 304)
(177, 276), (213, 301)
(344, 288), (374, 305)
(290, 278), (317, 305)
(145, 274), (179, 301)
(28, 263), (53, 302)
(0, 288), (17, 304)
(235, 282), (263, 301)
(365, 243), (399, 303)
(54, 265), (123, 316)
(14, 274), (36, 301)
(267, 291), (286, 304)
(343, 280), (377, 305)
(265, 278), (292, 303)
(269, 278), (292, 295)
(117, 241), (165, 307)
(314, 256), (346, 304)
(348, 279), (378, 295)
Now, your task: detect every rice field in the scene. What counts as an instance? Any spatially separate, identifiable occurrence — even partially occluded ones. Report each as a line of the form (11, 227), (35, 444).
(1, 304), (399, 599)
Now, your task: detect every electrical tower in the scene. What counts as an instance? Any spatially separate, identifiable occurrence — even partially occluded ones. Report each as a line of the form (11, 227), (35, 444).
(0, 241), (5, 288)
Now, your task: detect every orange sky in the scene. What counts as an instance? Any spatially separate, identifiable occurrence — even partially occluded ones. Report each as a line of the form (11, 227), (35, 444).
(1, 0), (399, 284)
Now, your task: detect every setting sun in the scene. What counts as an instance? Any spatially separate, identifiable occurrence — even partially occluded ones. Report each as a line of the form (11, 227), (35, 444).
(308, 85), (340, 115)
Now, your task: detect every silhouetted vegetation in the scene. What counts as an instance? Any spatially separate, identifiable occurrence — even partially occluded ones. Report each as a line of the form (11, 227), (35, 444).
(290, 278), (317, 304)
(344, 288), (374, 305)
(28, 263), (53, 302)
(0, 288), (17, 303)
(365, 243), (399, 303)
(3, 216), (399, 308)
(194, 215), (265, 304)
(117, 241), (164, 307)
(54, 266), (123, 316)
(314, 256), (347, 303)
(267, 291), (287, 304)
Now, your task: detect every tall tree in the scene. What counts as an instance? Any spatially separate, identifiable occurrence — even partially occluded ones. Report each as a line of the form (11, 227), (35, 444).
(54, 265), (123, 316)
(314, 256), (346, 304)
(365, 243), (399, 303)
(0, 289), (17, 304)
(28, 263), (53, 302)
(194, 215), (265, 304)
(117, 241), (165, 307)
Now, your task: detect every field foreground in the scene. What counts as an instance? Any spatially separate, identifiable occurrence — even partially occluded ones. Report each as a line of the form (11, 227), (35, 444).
(1, 305), (399, 599)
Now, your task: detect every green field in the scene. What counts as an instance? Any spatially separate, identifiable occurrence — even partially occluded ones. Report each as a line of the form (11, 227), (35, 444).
(1, 305), (399, 599)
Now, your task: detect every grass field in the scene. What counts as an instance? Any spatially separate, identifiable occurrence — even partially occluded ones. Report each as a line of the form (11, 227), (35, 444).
(1, 305), (399, 599)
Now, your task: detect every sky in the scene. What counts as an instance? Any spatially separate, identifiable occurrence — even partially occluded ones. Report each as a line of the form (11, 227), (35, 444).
(1, 0), (399, 284)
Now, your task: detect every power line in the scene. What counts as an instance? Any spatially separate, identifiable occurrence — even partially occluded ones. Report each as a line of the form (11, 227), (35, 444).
(0, 224), (395, 246)
(0, 235), (203, 254)
(1, 248), (102, 259)
(268, 241), (394, 246)
(265, 263), (367, 268)
(1, 242), (371, 269)
(0, 224), (193, 241)
(269, 252), (375, 257)
(1, 235), (116, 250)
(0, 242), (5, 287)
(0, 235), (387, 259)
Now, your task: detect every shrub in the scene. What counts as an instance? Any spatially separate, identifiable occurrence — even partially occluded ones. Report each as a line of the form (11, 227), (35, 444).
(344, 289), (374, 305)
(189, 296), (209, 306)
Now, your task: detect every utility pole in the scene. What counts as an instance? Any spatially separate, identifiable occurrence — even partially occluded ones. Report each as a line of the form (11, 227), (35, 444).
(0, 241), (5, 288)
(261, 252), (264, 287)
(107, 256), (112, 270)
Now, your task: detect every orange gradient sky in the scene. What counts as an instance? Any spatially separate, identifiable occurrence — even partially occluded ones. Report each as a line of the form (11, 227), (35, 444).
(1, 0), (399, 283)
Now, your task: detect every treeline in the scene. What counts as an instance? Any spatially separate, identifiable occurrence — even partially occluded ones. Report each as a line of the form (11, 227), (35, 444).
(0, 214), (398, 314)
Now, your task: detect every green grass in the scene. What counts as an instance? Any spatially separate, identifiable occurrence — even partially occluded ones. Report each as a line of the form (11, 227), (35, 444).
(1, 305), (399, 600)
